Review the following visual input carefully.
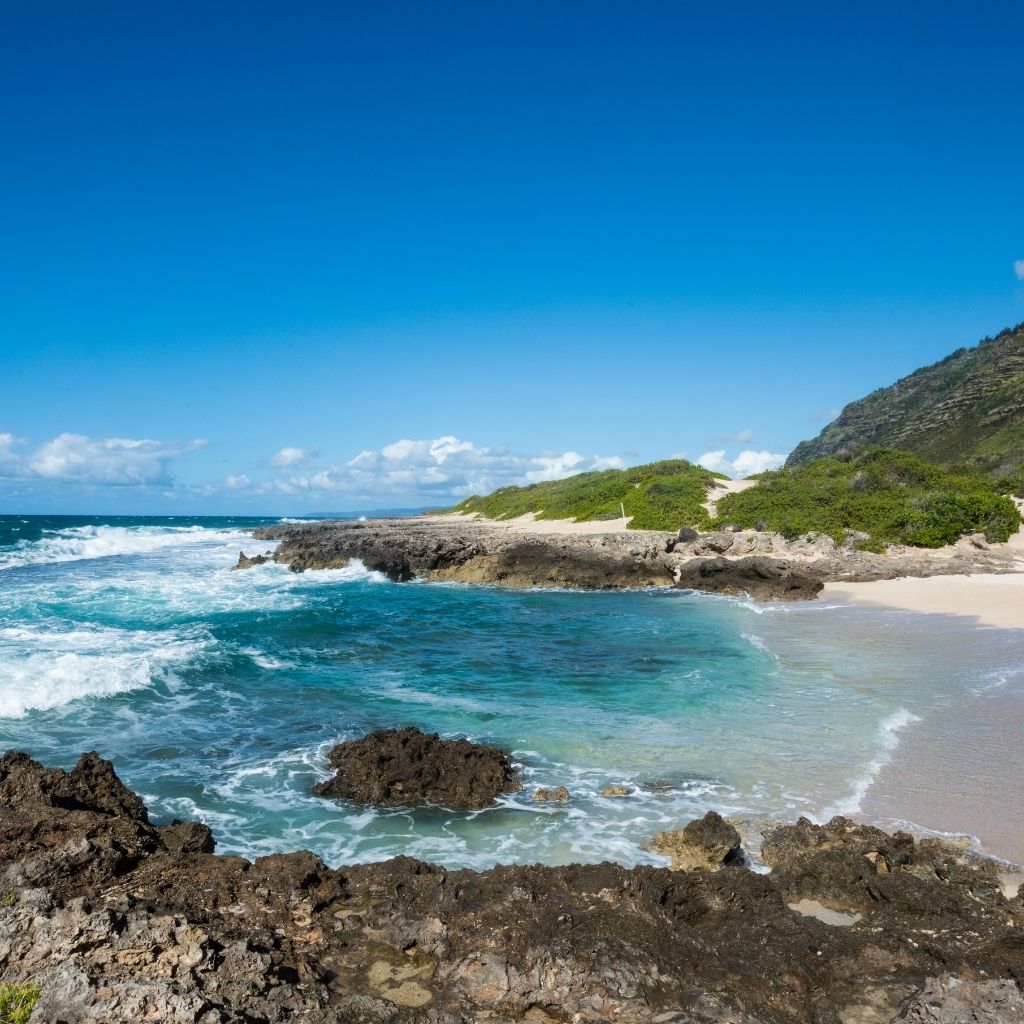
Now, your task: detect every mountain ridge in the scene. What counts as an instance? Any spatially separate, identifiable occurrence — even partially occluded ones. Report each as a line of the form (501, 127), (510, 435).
(787, 321), (1024, 479)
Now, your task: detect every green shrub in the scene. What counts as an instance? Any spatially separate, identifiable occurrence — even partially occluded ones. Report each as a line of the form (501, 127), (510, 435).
(448, 459), (723, 531)
(713, 449), (1021, 549)
(0, 981), (40, 1024)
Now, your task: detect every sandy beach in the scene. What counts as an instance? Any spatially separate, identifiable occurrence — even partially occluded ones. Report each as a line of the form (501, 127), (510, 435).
(824, 573), (1024, 629)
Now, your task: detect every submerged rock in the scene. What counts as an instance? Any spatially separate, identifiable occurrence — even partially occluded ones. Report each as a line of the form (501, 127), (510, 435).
(312, 727), (521, 810)
(601, 785), (632, 798)
(533, 785), (571, 802)
(651, 811), (744, 870)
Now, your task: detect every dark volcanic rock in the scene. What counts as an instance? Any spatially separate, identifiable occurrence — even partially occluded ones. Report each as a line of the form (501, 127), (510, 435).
(250, 517), (676, 590)
(675, 554), (824, 600)
(247, 516), (1018, 603)
(232, 550), (271, 569)
(0, 749), (149, 821)
(312, 727), (522, 810)
(1, 752), (1023, 1022)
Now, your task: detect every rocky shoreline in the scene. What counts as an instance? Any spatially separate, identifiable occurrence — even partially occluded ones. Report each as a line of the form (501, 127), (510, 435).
(2, 749), (1023, 1022)
(240, 515), (1020, 601)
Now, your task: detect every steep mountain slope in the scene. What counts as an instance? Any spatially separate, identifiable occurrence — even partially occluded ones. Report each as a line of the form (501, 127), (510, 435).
(787, 322), (1024, 478)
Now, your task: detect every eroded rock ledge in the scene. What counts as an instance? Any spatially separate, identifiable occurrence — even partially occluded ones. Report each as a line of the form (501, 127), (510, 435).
(246, 517), (829, 600)
(1, 750), (1022, 1022)
(244, 516), (1020, 602)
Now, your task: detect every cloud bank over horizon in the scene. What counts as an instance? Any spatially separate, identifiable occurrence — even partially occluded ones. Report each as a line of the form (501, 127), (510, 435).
(0, 427), (786, 511)
(0, 432), (205, 488)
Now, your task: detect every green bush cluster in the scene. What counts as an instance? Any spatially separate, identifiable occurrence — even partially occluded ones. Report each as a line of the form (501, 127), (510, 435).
(0, 981), (40, 1024)
(448, 459), (723, 532)
(713, 449), (1021, 549)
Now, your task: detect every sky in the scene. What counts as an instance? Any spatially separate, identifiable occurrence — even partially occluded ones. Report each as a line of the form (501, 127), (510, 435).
(2, 1), (1023, 514)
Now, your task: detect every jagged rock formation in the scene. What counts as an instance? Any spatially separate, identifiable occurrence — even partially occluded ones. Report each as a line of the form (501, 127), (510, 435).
(1, 751), (1023, 1022)
(787, 321), (1024, 476)
(251, 517), (676, 589)
(246, 516), (1019, 602)
(312, 727), (522, 810)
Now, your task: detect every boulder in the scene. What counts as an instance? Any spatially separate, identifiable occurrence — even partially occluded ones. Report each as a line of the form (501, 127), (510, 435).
(312, 727), (521, 810)
(651, 811), (743, 871)
(158, 819), (216, 854)
(692, 532), (735, 555)
(601, 785), (632, 798)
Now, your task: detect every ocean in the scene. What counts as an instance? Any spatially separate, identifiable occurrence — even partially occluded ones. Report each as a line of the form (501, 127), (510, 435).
(1, 515), (1021, 868)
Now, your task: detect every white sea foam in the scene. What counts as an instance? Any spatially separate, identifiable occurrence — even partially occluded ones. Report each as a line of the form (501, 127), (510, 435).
(0, 524), (249, 571)
(741, 632), (779, 659)
(240, 647), (291, 671)
(821, 707), (921, 819)
(0, 622), (207, 718)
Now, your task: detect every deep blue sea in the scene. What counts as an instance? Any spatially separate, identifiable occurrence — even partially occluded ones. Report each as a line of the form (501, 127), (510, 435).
(1, 515), (1021, 868)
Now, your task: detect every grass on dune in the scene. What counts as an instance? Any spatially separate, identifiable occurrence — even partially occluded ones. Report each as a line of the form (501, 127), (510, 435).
(448, 459), (724, 531)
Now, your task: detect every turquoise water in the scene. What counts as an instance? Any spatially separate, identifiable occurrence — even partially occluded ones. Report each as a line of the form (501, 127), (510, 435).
(0, 516), (1020, 869)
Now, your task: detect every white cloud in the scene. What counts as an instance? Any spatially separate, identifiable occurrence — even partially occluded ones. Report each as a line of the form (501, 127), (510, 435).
(731, 450), (786, 476)
(696, 450), (730, 474)
(268, 435), (624, 499)
(271, 447), (310, 467)
(525, 451), (624, 483)
(0, 433), (21, 472)
(697, 448), (785, 478)
(713, 428), (754, 444)
(225, 474), (251, 489)
(0, 432), (204, 486)
(1014, 259), (1024, 281)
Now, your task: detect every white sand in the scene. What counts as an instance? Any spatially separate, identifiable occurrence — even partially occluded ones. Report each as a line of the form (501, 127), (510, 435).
(428, 511), (633, 535)
(703, 477), (757, 518)
(825, 572), (1024, 630)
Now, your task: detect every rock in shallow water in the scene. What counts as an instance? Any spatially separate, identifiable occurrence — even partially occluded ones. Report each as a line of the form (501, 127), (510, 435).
(312, 726), (522, 810)
(652, 811), (744, 870)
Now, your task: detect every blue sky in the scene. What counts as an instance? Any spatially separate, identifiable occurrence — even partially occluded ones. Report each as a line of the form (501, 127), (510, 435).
(2, 1), (1022, 513)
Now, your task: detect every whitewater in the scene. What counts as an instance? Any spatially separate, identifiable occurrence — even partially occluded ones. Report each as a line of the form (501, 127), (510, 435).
(1, 515), (1021, 869)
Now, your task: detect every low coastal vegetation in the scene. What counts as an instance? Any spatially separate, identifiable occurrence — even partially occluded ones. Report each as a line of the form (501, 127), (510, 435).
(0, 981), (40, 1024)
(449, 459), (724, 531)
(713, 449), (1021, 550)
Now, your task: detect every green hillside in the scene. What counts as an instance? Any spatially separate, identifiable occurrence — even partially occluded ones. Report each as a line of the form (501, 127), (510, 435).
(787, 322), (1024, 481)
(714, 449), (1020, 550)
(448, 459), (724, 531)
